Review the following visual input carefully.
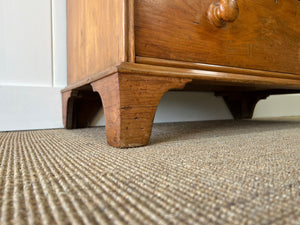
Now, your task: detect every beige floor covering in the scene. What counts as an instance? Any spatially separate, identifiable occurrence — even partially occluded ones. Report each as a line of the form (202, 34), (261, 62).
(0, 118), (300, 225)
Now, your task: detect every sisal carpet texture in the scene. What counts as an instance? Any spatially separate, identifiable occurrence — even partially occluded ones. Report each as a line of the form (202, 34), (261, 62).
(0, 118), (300, 225)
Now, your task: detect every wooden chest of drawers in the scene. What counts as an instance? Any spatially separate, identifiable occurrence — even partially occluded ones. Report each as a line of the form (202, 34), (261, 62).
(62, 0), (300, 148)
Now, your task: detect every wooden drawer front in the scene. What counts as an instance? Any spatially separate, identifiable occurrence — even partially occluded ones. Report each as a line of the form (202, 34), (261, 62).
(135, 0), (300, 75)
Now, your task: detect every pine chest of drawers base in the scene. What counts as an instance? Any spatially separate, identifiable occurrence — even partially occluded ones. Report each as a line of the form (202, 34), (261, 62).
(62, 0), (300, 148)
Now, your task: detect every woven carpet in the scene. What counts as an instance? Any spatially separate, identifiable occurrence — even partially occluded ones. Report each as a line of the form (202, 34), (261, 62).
(0, 118), (300, 225)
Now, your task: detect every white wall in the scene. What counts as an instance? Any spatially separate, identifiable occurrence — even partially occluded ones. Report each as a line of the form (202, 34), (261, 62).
(0, 1), (52, 86)
(0, 0), (300, 131)
(0, 0), (67, 131)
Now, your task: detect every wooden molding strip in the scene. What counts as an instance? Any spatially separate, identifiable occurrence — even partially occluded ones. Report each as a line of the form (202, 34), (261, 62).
(118, 62), (300, 90)
(136, 57), (300, 81)
(125, 0), (135, 62)
(61, 66), (118, 93)
(62, 61), (300, 93)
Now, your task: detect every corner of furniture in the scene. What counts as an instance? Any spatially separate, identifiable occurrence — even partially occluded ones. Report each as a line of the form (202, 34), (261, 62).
(62, 0), (300, 148)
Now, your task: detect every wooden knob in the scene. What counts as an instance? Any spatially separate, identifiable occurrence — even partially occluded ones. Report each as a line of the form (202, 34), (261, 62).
(208, 0), (239, 27)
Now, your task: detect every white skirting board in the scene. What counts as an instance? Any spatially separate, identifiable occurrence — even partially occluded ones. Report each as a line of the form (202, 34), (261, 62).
(0, 86), (63, 131)
(91, 92), (300, 126)
(254, 94), (300, 118)
(1, 87), (300, 131)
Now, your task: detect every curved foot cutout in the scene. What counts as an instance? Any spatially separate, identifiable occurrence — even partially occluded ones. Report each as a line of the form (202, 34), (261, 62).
(62, 86), (102, 129)
(91, 73), (191, 148)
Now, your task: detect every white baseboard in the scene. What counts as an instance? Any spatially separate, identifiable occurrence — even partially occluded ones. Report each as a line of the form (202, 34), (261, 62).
(254, 94), (300, 118)
(154, 92), (233, 123)
(0, 86), (63, 131)
(91, 92), (300, 126)
(1, 87), (299, 131)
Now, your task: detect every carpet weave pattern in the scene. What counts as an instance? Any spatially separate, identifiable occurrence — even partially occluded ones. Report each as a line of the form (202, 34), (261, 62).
(0, 118), (300, 225)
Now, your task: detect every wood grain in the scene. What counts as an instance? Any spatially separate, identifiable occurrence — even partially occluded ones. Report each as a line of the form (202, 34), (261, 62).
(136, 57), (300, 81)
(62, 91), (72, 128)
(62, 66), (118, 93)
(67, 0), (125, 84)
(125, 0), (136, 62)
(91, 73), (191, 148)
(118, 63), (300, 90)
(135, 0), (300, 75)
(208, 0), (239, 27)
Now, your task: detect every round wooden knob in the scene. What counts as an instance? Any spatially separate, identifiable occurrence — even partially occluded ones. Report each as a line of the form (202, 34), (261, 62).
(208, 0), (239, 27)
